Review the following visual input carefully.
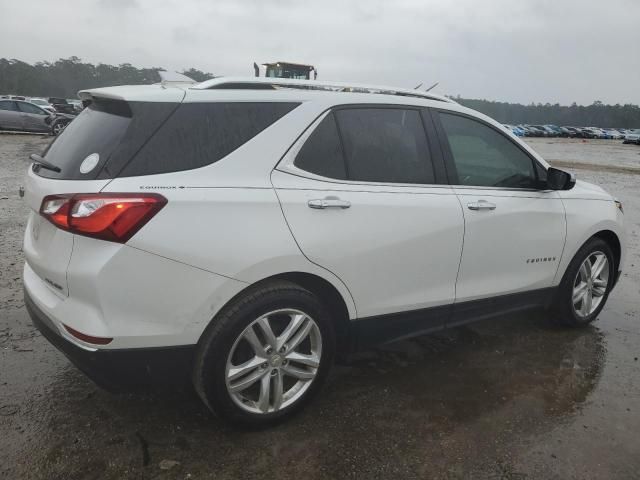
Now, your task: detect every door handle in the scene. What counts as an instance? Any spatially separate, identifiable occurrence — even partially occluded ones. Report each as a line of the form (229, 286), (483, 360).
(467, 200), (496, 211)
(308, 197), (351, 209)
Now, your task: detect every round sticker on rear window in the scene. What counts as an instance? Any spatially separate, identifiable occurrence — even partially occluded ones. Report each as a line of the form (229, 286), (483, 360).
(79, 153), (100, 174)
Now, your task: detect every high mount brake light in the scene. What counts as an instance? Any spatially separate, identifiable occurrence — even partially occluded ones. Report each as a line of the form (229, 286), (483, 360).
(39, 193), (167, 243)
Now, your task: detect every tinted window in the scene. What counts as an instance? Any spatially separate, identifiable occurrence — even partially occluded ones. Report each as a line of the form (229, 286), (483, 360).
(38, 99), (133, 179)
(121, 102), (299, 177)
(18, 102), (46, 115)
(0, 100), (17, 111)
(294, 113), (346, 180)
(439, 113), (537, 188)
(335, 108), (434, 184)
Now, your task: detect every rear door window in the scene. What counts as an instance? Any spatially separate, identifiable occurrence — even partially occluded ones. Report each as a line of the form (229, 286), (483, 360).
(0, 100), (18, 111)
(335, 108), (435, 184)
(120, 102), (300, 177)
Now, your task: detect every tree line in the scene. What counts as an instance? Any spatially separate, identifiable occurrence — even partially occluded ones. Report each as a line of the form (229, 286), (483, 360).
(454, 97), (640, 128)
(0, 57), (215, 98)
(1, 57), (639, 127)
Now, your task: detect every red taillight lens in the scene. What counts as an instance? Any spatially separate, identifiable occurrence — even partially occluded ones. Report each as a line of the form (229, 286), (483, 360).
(39, 193), (167, 243)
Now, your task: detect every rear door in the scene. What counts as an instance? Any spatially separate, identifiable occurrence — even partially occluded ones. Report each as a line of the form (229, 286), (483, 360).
(432, 109), (565, 315)
(0, 100), (21, 129)
(273, 106), (464, 337)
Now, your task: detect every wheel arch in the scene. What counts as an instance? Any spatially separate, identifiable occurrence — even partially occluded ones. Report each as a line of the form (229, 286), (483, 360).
(593, 229), (621, 272)
(199, 271), (355, 356)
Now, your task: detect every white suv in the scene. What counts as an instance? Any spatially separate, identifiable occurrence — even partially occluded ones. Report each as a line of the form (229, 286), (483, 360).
(23, 78), (625, 426)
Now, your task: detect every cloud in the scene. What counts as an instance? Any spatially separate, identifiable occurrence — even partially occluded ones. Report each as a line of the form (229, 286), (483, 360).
(0, 0), (638, 104)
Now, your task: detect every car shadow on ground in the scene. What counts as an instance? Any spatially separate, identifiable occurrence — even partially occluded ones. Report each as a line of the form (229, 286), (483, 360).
(17, 310), (604, 479)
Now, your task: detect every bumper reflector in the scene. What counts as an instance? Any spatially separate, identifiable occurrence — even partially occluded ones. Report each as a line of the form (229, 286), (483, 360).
(63, 324), (113, 345)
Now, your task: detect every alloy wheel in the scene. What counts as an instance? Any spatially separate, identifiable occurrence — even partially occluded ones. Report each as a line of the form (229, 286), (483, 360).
(225, 309), (322, 414)
(572, 251), (609, 318)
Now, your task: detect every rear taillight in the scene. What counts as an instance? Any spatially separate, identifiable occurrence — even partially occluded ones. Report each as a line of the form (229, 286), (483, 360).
(39, 193), (167, 243)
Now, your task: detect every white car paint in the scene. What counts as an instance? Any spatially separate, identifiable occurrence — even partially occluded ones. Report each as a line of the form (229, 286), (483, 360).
(23, 78), (625, 353)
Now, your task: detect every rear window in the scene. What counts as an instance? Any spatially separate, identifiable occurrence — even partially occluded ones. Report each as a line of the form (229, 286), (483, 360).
(37, 101), (298, 179)
(119, 102), (299, 177)
(38, 100), (135, 179)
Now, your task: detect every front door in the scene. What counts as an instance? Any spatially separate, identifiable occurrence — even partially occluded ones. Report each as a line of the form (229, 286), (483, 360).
(433, 110), (566, 315)
(273, 106), (465, 342)
(17, 101), (49, 132)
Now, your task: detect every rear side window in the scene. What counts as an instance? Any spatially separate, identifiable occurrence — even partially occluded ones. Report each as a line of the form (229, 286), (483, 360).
(294, 107), (435, 185)
(294, 113), (346, 180)
(120, 102), (299, 177)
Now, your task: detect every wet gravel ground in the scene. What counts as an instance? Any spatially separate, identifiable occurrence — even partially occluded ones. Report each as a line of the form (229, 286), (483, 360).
(1, 134), (639, 479)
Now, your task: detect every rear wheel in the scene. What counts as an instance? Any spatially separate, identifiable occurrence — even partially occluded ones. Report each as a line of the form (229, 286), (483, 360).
(551, 237), (615, 327)
(193, 281), (335, 427)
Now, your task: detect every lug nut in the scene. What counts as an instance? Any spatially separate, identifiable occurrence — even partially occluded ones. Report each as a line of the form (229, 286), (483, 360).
(261, 362), (268, 369)
(280, 346), (286, 353)
(266, 347), (273, 355)
(271, 369), (277, 376)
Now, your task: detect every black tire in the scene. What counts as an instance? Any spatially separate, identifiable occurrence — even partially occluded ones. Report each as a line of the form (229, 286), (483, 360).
(550, 237), (615, 327)
(51, 121), (65, 136)
(193, 280), (335, 427)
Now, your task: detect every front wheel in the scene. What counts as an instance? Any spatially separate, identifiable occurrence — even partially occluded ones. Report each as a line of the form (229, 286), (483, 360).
(51, 120), (67, 136)
(551, 237), (615, 327)
(193, 281), (335, 427)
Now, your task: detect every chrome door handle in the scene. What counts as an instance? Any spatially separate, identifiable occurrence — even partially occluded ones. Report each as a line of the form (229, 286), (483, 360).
(467, 200), (496, 211)
(308, 197), (351, 209)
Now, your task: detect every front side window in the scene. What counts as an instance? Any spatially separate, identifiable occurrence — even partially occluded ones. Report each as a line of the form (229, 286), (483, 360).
(439, 112), (538, 188)
(18, 102), (46, 115)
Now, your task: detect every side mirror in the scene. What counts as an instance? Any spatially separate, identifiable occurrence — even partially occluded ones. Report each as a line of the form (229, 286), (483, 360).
(547, 167), (576, 190)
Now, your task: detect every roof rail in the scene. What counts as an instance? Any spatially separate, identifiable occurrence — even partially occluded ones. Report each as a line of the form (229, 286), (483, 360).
(191, 77), (455, 104)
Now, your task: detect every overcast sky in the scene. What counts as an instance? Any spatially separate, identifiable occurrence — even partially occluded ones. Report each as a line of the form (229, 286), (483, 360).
(1, 0), (639, 105)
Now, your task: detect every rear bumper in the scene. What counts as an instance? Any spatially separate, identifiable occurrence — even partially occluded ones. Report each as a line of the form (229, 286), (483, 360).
(25, 288), (195, 392)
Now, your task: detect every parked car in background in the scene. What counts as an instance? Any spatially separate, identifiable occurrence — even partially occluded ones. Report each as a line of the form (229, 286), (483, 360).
(48, 97), (78, 115)
(607, 129), (625, 140)
(503, 124), (525, 136)
(66, 99), (83, 113)
(558, 126), (576, 137)
(525, 125), (547, 137)
(0, 99), (56, 133)
(26, 98), (56, 114)
(623, 129), (640, 144)
(544, 125), (563, 136)
(578, 127), (599, 139)
(530, 125), (553, 136)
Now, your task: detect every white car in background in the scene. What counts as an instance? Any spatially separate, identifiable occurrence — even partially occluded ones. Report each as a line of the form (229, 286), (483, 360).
(23, 77), (625, 427)
(623, 129), (640, 144)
